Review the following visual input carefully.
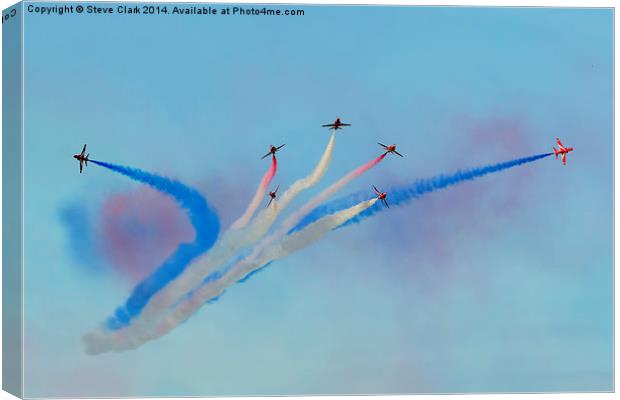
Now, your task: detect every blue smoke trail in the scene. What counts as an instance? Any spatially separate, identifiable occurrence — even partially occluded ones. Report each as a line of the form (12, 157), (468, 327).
(89, 160), (221, 330)
(59, 202), (101, 272)
(292, 153), (553, 232)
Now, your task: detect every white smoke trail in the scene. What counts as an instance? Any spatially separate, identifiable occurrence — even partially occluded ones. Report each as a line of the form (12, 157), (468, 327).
(277, 133), (336, 210)
(84, 198), (377, 353)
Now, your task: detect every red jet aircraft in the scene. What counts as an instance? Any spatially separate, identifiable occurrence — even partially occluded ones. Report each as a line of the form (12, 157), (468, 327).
(73, 144), (90, 173)
(266, 185), (280, 207)
(373, 185), (389, 208)
(322, 117), (351, 131)
(553, 137), (574, 165)
(261, 144), (285, 159)
(378, 142), (404, 157)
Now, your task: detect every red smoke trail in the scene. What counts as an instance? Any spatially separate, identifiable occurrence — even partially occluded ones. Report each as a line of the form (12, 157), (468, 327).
(350, 152), (386, 178)
(260, 155), (278, 192)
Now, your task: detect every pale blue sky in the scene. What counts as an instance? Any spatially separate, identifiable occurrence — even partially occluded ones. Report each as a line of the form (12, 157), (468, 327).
(19, 4), (612, 396)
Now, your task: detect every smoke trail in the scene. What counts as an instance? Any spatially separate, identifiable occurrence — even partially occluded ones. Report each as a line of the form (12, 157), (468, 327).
(83, 198), (377, 353)
(277, 133), (336, 209)
(100, 133), (336, 337)
(230, 155), (278, 229)
(88, 160), (220, 330)
(293, 153), (553, 232)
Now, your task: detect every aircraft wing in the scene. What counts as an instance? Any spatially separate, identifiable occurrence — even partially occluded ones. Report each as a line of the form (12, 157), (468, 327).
(377, 142), (388, 149)
(276, 144), (286, 150)
(261, 152), (271, 159)
(322, 123), (334, 127)
(81, 144), (87, 155)
(340, 123), (351, 126)
(556, 138), (566, 149)
(394, 150), (404, 157)
(79, 160), (83, 173)
(562, 153), (567, 165)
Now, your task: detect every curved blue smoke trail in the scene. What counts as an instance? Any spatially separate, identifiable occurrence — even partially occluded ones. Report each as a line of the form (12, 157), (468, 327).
(292, 153), (553, 233)
(89, 160), (220, 330)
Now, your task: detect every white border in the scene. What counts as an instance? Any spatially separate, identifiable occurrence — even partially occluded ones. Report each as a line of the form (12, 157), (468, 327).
(0, 1), (615, 400)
